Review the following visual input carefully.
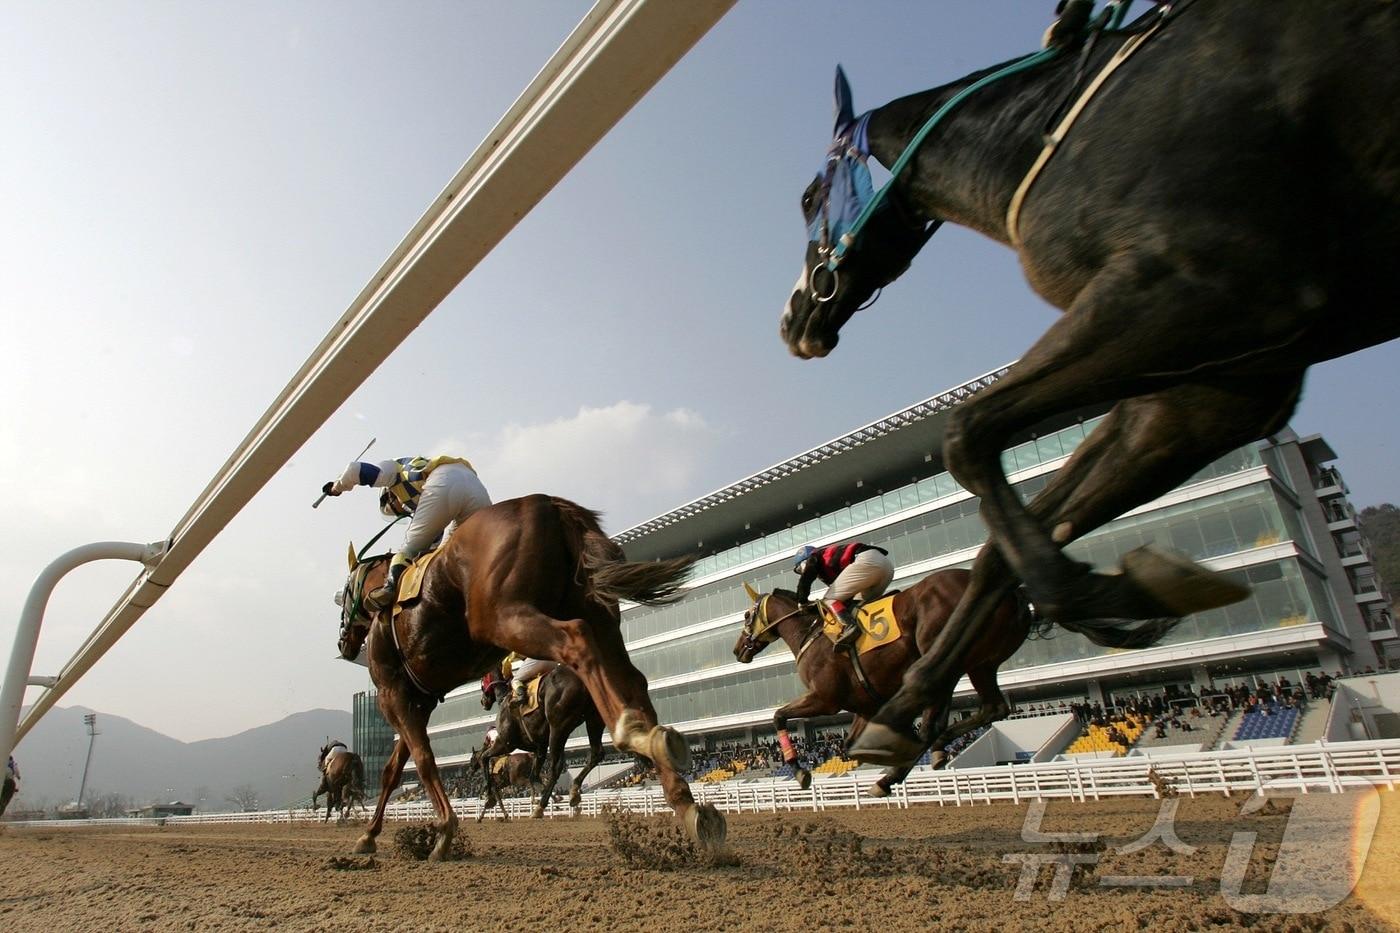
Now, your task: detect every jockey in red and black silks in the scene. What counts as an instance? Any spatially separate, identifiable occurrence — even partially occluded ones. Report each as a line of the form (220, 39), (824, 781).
(793, 542), (895, 649)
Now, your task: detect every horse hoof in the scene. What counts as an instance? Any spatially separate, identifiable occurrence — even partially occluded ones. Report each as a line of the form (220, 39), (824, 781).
(848, 723), (923, 768)
(531, 806), (545, 819)
(796, 769), (811, 791)
(351, 836), (376, 855)
(648, 725), (692, 773)
(684, 803), (727, 850)
(929, 750), (949, 771)
(1121, 545), (1250, 616)
(867, 782), (890, 798)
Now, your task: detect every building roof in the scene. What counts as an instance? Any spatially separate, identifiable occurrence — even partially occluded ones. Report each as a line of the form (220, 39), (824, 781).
(615, 365), (1013, 562)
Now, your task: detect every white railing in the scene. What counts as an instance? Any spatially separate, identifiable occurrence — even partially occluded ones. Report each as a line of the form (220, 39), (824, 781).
(9, 739), (1396, 830)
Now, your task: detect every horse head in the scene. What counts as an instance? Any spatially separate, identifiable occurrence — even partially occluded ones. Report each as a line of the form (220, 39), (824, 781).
(733, 582), (788, 664)
(782, 67), (939, 360)
(336, 551), (387, 662)
(480, 671), (508, 710)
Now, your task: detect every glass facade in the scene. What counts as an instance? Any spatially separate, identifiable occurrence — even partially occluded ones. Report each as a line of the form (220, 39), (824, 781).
(400, 420), (1355, 757)
(352, 690), (396, 791)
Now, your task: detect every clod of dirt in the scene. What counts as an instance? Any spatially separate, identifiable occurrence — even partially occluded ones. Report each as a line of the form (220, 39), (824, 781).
(392, 824), (472, 861)
(323, 855), (377, 871)
(603, 806), (735, 870)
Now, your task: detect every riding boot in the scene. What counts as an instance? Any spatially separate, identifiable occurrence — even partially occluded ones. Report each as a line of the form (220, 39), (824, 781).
(511, 682), (526, 706)
(832, 601), (862, 649)
(366, 559), (405, 612)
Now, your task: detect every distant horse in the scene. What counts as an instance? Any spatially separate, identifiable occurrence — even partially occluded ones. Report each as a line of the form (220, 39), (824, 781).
(478, 665), (606, 817)
(337, 494), (723, 860)
(470, 746), (563, 820)
(780, 2), (1400, 766)
(734, 569), (1171, 794)
(312, 741), (366, 824)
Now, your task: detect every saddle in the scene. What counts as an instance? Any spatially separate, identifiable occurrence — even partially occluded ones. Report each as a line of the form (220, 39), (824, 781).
(391, 547), (443, 618)
(516, 672), (548, 716)
(818, 593), (902, 655)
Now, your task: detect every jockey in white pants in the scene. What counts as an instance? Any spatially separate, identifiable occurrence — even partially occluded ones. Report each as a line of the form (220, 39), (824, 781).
(323, 455), (492, 611)
(503, 652), (554, 706)
(793, 541), (895, 649)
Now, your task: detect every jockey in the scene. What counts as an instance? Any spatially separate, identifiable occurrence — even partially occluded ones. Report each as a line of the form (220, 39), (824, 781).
(322, 455), (492, 612)
(793, 541), (894, 649)
(1, 755), (18, 816)
(502, 652), (553, 706)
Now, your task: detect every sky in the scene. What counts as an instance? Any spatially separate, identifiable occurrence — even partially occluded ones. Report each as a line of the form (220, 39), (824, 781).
(3, 2), (1397, 743)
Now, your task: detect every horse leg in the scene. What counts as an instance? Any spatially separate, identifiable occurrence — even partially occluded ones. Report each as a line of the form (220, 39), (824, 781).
(924, 666), (1012, 763)
(855, 374), (1303, 765)
(535, 722), (569, 819)
(492, 602), (725, 849)
(570, 712), (605, 813)
(393, 702), (458, 860)
(868, 708), (935, 797)
(774, 691), (837, 791)
(354, 737), (410, 854)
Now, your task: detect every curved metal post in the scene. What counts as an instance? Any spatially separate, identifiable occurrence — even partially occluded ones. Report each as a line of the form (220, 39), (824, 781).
(0, 541), (167, 772)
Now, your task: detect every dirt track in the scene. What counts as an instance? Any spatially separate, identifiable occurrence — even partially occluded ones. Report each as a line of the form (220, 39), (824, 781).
(2, 793), (1397, 932)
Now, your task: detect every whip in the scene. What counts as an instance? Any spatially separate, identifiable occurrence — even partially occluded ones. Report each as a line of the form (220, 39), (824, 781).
(312, 437), (376, 508)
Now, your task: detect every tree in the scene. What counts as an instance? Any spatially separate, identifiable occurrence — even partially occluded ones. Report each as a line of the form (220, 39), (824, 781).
(1358, 504), (1400, 598)
(225, 784), (260, 812)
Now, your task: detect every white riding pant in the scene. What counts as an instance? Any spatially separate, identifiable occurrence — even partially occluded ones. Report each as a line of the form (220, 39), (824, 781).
(399, 464), (492, 559)
(511, 658), (554, 689)
(824, 550), (895, 603)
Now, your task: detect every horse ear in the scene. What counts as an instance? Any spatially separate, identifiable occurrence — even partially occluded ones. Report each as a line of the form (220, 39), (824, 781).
(346, 542), (357, 570)
(743, 581), (760, 603)
(834, 64), (856, 133)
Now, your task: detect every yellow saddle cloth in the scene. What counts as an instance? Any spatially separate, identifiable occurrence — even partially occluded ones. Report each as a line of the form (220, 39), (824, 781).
(519, 674), (546, 716)
(391, 547), (443, 619)
(821, 594), (902, 654)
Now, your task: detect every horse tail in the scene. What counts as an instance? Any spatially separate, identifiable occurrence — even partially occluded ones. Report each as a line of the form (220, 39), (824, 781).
(352, 754), (366, 794)
(549, 496), (693, 607)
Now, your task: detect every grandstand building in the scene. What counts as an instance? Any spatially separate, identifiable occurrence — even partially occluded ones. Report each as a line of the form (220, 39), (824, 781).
(353, 364), (1396, 783)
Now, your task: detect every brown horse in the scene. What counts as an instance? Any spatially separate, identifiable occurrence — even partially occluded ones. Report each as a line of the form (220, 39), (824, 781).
(780, 2), (1400, 767)
(337, 494), (723, 860)
(470, 746), (562, 820)
(735, 569), (1179, 792)
(312, 741), (366, 824)
(478, 665), (606, 817)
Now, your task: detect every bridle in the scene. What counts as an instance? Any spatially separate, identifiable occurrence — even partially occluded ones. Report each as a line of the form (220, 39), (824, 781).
(739, 594), (819, 662)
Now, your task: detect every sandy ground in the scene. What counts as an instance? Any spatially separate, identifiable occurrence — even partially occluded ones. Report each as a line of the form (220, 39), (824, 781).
(1, 792), (1397, 932)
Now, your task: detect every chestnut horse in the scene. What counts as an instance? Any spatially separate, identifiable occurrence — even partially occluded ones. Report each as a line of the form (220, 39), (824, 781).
(337, 494), (723, 860)
(477, 665), (606, 817)
(780, 2), (1400, 766)
(312, 741), (366, 824)
(735, 568), (1180, 792)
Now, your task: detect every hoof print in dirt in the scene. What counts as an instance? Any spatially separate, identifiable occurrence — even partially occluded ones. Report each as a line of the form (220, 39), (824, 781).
(324, 855), (376, 871)
(392, 824), (471, 861)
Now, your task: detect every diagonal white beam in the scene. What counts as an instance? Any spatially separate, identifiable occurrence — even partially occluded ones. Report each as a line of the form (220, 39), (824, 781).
(7, 0), (735, 748)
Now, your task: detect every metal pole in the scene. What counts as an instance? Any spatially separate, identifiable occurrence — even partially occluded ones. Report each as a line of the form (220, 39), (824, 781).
(0, 540), (168, 775)
(77, 713), (99, 805)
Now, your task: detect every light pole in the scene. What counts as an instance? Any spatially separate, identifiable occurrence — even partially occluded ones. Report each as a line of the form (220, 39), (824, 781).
(77, 713), (99, 806)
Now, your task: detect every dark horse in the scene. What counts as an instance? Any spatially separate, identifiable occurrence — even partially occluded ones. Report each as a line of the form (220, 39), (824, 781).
(477, 664), (606, 817)
(781, 2), (1400, 766)
(337, 494), (724, 859)
(733, 568), (1173, 793)
(312, 741), (366, 823)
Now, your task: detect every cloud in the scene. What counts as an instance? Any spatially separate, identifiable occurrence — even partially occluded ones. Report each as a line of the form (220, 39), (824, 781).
(436, 401), (722, 531)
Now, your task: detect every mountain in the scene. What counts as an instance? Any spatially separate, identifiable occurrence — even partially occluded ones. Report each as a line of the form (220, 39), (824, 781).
(10, 705), (351, 813)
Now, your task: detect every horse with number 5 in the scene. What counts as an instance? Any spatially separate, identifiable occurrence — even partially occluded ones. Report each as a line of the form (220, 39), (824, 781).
(336, 494), (725, 859)
(734, 568), (1178, 793)
(780, 1), (1400, 766)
